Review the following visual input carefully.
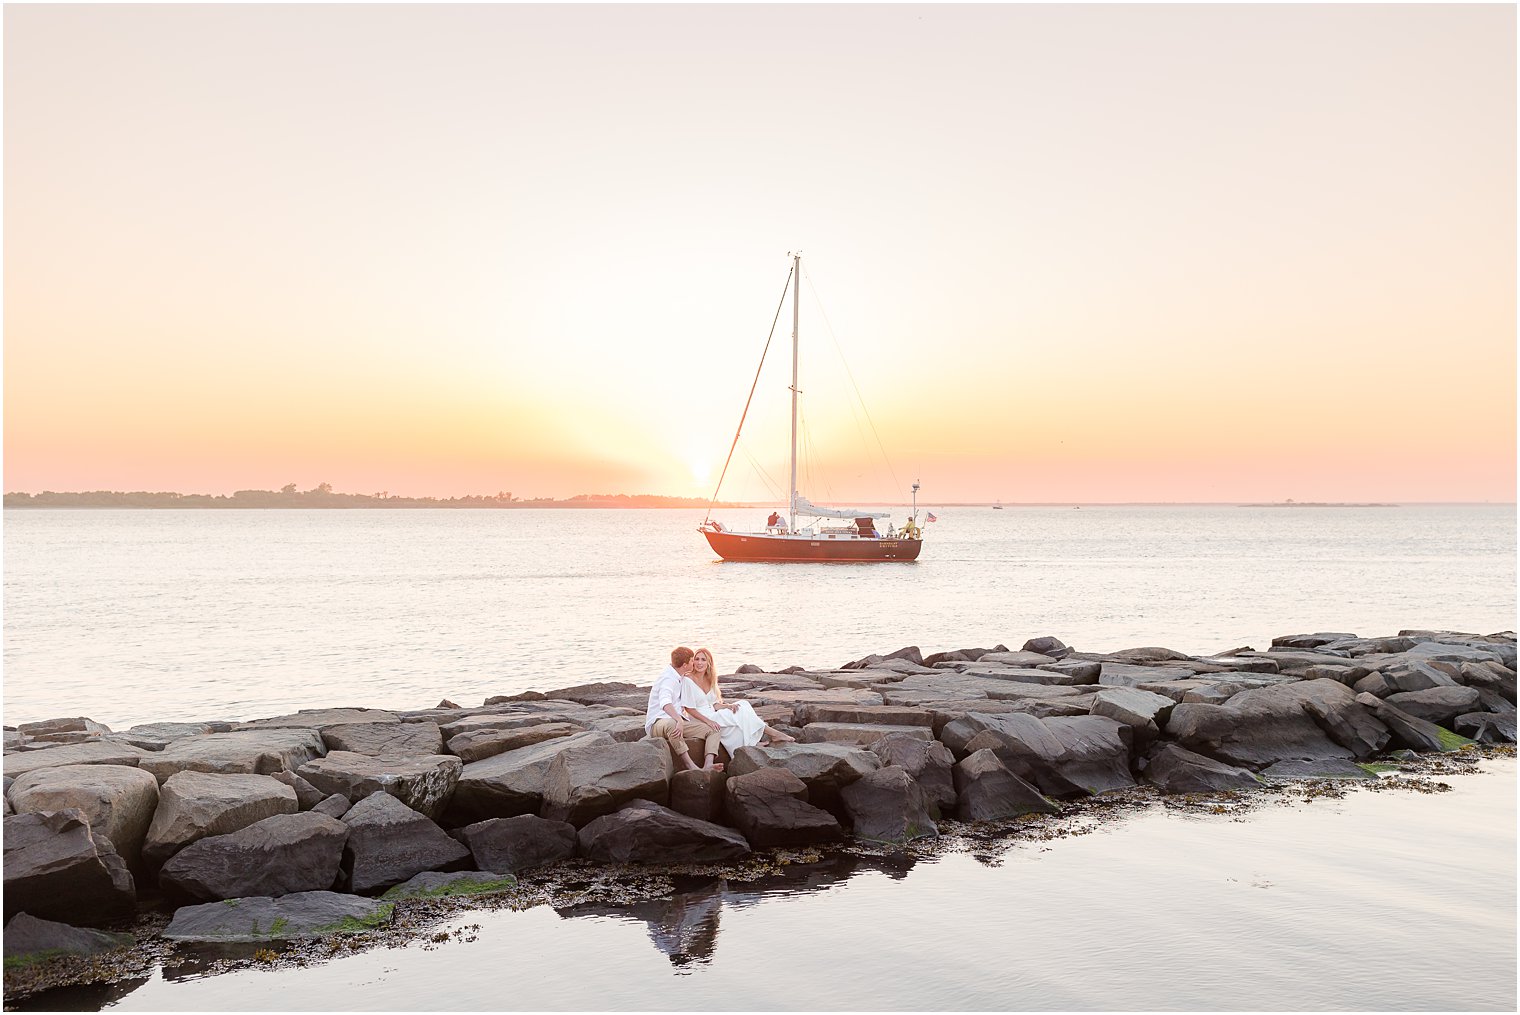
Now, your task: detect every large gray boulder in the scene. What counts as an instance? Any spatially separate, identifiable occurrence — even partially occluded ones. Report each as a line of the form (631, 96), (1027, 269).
(270, 770), (327, 810)
(7, 764), (159, 874)
(869, 733), (956, 815)
(669, 768), (727, 823)
(1453, 711), (1516, 744)
(540, 740), (672, 826)
(2, 912), (133, 966)
(1381, 659), (1461, 694)
(3, 741), (147, 779)
(163, 891), (392, 942)
(1384, 687), (1482, 727)
(840, 766), (938, 844)
(447, 723), (582, 763)
(342, 792), (470, 894)
(952, 749), (1057, 822)
(1022, 636), (1072, 659)
(577, 800), (750, 864)
(722, 768), (843, 847)
(941, 713), (1134, 796)
(728, 743), (880, 813)
(3, 810), (136, 926)
(138, 729), (326, 783)
(1355, 694), (1473, 753)
(1091, 687), (1176, 744)
(791, 704), (934, 727)
(321, 722), (443, 758)
(446, 731), (615, 824)
(158, 812), (349, 902)
(454, 815), (577, 873)
(297, 752), (461, 821)
(143, 772), (298, 867)
(1165, 679), (1366, 769)
(1299, 686), (1391, 758)
(1143, 744), (1263, 795)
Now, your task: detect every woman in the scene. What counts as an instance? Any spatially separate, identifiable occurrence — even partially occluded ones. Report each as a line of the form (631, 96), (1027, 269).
(679, 648), (796, 756)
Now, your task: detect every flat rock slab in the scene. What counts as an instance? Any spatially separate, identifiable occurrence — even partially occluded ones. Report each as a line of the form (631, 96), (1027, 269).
(297, 752), (462, 821)
(746, 689), (887, 707)
(588, 715), (653, 743)
(791, 704), (934, 727)
(447, 723), (583, 763)
(158, 812), (349, 901)
(138, 729), (326, 783)
(3, 742), (147, 779)
(8, 764), (160, 871)
(1144, 745), (1263, 795)
(1259, 759), (1377, 781)
(960, 666), (1090, 687)
(892, 674), (1087, 702)
(798, 722), (934, 747)
(163, 891), (393, 942)
(1097, 663), (1199, 687)
(321, 722), (444, 758)
(381, 870), (516, 902)
(144, 772), (299, 867)
(455, 815), (577, 873)
(577, 800), (750, 864)
(113, 722), (230, 752)
(2, 912), (134, 966)
(234, 708), (399, 731)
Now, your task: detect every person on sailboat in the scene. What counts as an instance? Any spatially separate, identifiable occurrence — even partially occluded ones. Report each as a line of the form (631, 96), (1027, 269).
(679, 648), (795, 755)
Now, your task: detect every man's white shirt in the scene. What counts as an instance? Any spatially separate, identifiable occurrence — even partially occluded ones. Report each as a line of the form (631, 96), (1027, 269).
(644, 664), (684, 734)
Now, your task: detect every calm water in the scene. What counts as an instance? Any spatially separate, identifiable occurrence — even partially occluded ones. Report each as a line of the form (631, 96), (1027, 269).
(3, 506), (1514, 728)
(38, 759), (1514, 1011)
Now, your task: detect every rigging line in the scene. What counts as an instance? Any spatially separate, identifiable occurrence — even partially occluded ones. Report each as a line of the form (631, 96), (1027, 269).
(737, 443), (784, 503)
(800, 402), (834, 503)
(703, 265), (794, 525)
(801, 265), (906, 501)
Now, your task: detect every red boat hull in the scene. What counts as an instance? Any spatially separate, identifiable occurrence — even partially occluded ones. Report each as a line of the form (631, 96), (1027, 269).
(701, 529), (922, 562)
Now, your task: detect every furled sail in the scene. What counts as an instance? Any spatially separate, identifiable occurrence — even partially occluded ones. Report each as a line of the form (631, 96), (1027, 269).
(794, 495), (891, 520)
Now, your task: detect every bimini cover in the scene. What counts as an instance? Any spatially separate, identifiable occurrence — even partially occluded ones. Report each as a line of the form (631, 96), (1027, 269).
(794, 495), (890, 520)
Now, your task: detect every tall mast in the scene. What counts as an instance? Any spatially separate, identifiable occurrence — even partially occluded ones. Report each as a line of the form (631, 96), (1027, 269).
(788, 252), (801, 533)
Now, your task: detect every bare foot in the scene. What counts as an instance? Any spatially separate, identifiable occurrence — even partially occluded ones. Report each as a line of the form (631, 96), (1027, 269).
(704, 761), (725, 772)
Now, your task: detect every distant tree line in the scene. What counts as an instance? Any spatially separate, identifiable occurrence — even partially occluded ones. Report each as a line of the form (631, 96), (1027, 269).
(3, 485), (742, 509)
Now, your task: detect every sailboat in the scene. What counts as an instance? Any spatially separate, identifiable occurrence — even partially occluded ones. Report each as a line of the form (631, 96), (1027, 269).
(993, 500), (1004, 510)
(699, 253), (924, 562)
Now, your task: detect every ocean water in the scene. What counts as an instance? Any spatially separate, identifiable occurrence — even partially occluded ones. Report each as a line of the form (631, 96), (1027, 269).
(34, 759), (1515, 1011)
(3, 505), (1513, 729)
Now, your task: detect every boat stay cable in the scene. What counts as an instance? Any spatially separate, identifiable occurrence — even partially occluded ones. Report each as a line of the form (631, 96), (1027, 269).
(703, 265), (795, 526)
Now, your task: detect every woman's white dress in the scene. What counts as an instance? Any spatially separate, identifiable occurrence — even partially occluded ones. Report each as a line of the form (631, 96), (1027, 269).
(679, 679), (767, 756)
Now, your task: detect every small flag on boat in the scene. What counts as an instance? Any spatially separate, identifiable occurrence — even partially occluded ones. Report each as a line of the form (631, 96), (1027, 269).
(926, 512), (938, 523)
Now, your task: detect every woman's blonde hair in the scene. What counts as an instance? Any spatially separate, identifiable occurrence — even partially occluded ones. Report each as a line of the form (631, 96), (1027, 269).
(695, 648), (722, 703)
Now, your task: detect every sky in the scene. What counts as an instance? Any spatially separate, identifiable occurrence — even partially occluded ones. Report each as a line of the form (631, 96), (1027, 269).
(4, 5), (1515, 504)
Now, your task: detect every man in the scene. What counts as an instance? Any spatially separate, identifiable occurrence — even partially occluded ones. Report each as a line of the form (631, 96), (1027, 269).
(645, 646), (723, 772)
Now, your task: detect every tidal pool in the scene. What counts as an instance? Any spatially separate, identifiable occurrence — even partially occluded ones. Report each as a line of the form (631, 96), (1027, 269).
(27, 759), (1518, 1012)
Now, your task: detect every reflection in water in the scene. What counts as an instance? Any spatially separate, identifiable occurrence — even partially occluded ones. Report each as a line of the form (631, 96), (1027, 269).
(554, 852), (919, 969)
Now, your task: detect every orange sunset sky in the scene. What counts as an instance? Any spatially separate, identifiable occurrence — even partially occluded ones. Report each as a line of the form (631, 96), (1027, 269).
(4, 5), (1515, 504)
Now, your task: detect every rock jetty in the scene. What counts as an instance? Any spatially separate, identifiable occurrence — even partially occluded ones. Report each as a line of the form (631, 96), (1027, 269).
(4, 628), (1514, 972)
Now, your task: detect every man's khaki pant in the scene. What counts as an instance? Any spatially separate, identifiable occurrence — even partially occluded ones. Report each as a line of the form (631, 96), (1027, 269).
(650, 717), (721, 762)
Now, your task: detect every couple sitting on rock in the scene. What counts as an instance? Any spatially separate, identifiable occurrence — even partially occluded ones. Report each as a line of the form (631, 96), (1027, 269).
(644, 646), (795, 771)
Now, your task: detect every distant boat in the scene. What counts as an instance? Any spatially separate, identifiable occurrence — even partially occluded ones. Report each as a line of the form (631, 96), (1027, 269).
(992, 500), (1004, 510)
(700, 254), (924, 562)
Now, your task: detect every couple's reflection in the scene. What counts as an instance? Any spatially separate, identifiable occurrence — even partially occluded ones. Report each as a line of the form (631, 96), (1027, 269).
(556, 852), (917, 969)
